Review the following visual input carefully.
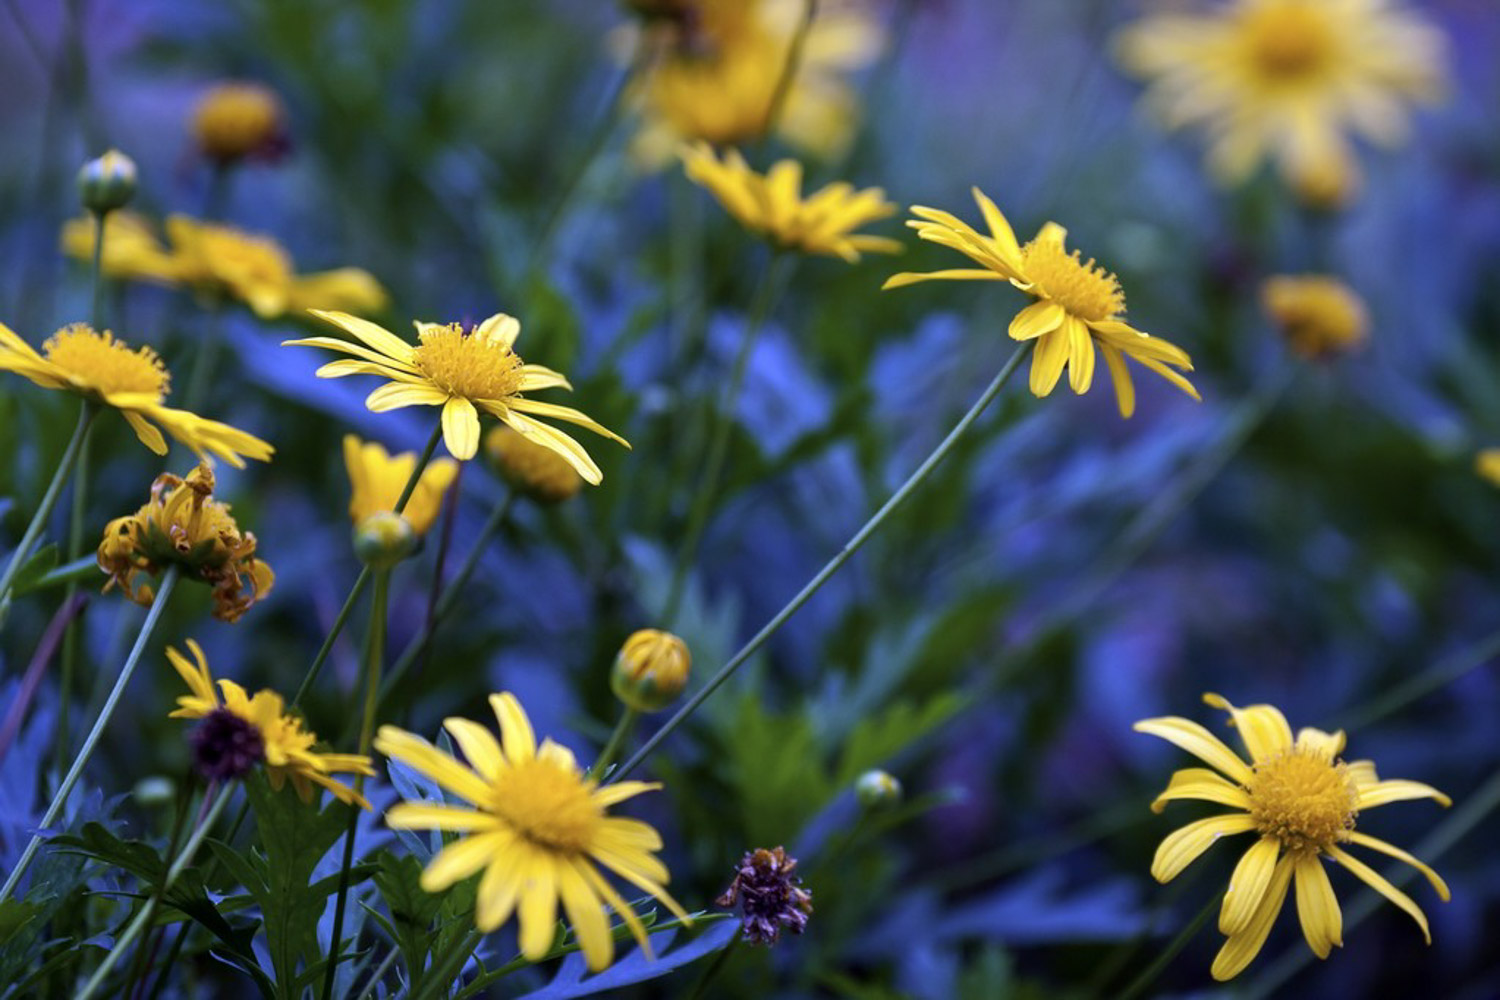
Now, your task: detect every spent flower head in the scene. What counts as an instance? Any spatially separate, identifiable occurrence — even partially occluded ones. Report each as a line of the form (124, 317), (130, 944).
(1262, 275), (1369, 360)
(717, 846), (813, 945)
(1136, 692), (1451, 980)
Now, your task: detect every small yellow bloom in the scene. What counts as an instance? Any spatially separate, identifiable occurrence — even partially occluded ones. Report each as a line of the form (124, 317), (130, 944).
(1137, 693), (1451, 981)
(1475, 449), (1500, 488)
(61, 211), (185, 286)
(884, 189), (1199, 417)
(98, 464), (274, 623)
(287, 311), (629, 475)
(193, 82), (286, 163)
(611, 629), (691, 712)
(1114, 0), (1446, 203)
(484, 425), (583, 504)
(0, 322), (272, 467)
(1262, 275), (1369, 359)
(682, 143), (900, 262)
(343, 435), (458, 537)
(375, 693), (690, 971)
(168, 640), (373, 807)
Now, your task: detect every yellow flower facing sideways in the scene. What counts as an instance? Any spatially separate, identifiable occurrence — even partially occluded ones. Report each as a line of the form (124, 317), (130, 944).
(884, 189), (1198, 417)
(1136, 693), (1452, 980)
(169, 640), (374, 808)
(61, 213), (388, 319)
(374, 693), (690, 971)
(287, 311), (629, 475)
(1476, 449), (1500, 489)
(0, 322), (272, 468)
(1114, 0), (1446, 204)
(343, 435), (458, 537)
(682, 143), (901, 262)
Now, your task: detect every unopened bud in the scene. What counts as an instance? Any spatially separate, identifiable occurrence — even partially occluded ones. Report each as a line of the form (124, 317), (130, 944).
(611, 628), (690, 712)
(855, 769), (902, 809)
(77, 149), (138, 214)
(352, 511), (417, 569)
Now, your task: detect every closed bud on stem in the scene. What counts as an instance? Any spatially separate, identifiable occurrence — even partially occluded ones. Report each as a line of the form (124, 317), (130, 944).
(854, 769), (902, 809)
(77, 149), (138, 214)
(611, 628), (690, 712)
(352, 511), (417, 569)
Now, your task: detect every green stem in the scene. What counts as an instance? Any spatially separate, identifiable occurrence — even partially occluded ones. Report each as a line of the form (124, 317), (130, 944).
(322, 570), (390, 1000)
(0, 402), (98, 617)
(758, 0), (819, 150)
(592, 707), (639, 777)
(396, 423), (444, 512)
(121, 774), (194, 995)
(412, 929), (482, 1000)
(1337, 626), (1500, 731)
(89, 209), (107, 329)
(354, 944), (402, 999)
(76, 783), (232, 1000)
(56, 400), (98, 769)
(685, 934), (740, 1000)
(610, 340), (1035, 783)
(0, 565), (179, 901)
(1115, 890), (1222, 1000)
(664, 251), (792, 624)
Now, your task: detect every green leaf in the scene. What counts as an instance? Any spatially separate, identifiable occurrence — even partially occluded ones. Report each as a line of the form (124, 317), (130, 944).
(7, 544), (58, 595)
(371, 850), (444, 989)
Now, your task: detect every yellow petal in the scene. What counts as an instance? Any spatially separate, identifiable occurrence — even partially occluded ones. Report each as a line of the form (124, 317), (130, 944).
(385, 803), (499, 832)
(373, 725), (493, 806)
(441, 396), (480, 460)
(307, 309), (417, 366)
(1133, 716), (1255, 785)
(490, 692), (536, 763)
(881, 269), (1008, 290)
(1345, 832), (1450, 900)
(558, 858), (614, 972)
(576, 859), (653, 958)
(1296, 727), (1347, 761)
(443, 717), (505, 782)
(1221, 836), (1282, 935)
(1150, 767), (1253, 814)
(421, 832), (503, 892)
(1327, 845), (1432, 943)
(1203, 693), (1294, 763)
(475, 849), (524, 932)
(517, 858), (559, 959)
(1211, 855), (1295, 981)
(1356, 779), (1452, 810)
(1065, 316), (1095, 394)
(1028, 328), (1070, 398)
(366, 382), (449, 412)
(1101, 343), (1135, 418)
(1009, 301), (1066, 342)
(1294, 854), (1343, 959)
(1150, 813), (1257, 883)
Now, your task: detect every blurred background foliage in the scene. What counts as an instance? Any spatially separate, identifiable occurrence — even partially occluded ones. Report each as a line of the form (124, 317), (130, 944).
(2, 0), (1500, 996)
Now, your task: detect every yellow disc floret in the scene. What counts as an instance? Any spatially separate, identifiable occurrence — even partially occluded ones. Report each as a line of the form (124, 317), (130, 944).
(43, 325), (170, 399)
(1241, 2), (1335, 82)
(1247, 749), (1359, 854)
(1020, 237), (1126, 323)
(413, 322), (526, 401)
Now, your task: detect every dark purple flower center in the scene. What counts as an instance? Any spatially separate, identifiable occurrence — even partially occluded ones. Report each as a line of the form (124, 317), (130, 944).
(189, 708), (265, 782)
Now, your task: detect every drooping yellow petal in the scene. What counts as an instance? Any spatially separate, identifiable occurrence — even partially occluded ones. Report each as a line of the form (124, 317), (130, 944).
(1211, 855), (1295, 981)
(1134, 716), (1255, 785)
(1203, 693), (1295, 763)
(441, 395), (481, 460)
(557, 859), (614, 971)
(1294, 854), (1343, 959)
(1326, 845), (1432, 943)
(1150, 767), (1253, 814)
(422, 832), (507, 892)
(1221, 836), (1282, 935)
(1150, 813), (1258, 883)
(517, 857), (560, 959)
(1345, 832), (1450, 900)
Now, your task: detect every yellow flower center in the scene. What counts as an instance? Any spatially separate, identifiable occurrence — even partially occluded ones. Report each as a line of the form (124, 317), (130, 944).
(1247, 749), (1358, 854)
(43, 325), (170, 399)
(1020, 238), (1125, 322)
(490, 757), (602, 853)
(413, 323), (525, 401)
(1241, 3), (1334, 82)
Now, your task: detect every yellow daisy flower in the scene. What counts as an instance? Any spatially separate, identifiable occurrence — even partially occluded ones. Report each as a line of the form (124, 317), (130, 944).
(1262, 274), (1369, 360)
(1474, 449), (1500, 489)
(286, 311), (629, 475)
(373, 693), (690, 971)
(1136, 693), (1452, 981)
(0, 322), (272, 468)
(1114, 0), (1446, 202)
(168, 639), (374, 808)
(192, 81), (286, 163)
(883, 189), (1198, 417)
(681, 143), (900, 262)
(343, 435), (458, 537)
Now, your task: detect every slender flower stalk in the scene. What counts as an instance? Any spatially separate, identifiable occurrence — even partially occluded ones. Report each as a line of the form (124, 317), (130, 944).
(0, 566), (181, 901)
(593, 708), (640, 777)
(759, 0), (820, 152)
(610, 339), (1035, 783)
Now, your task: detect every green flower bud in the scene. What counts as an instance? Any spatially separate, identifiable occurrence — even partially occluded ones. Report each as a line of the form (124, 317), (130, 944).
(77, 149), (138, 214)
(854, 769), (902, 809)
(352, 511), (416, 569)
(611, 629), (690, 713)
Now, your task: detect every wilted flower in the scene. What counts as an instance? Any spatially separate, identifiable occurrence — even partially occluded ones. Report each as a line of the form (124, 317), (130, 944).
(884, 189), (1199, 417)
(1114, 0), (1446, 205)
(0, 322), (272, 468)
(1262, 275), (1369, 360)
(193, 81), (287, 163)
(682, 143), (900, 262)
(98, 464), (274, 623)
(343, 434), (458, 537)
(717, 846), (812, 945)
(77, 149), (137, 214)
(169, 640), (373, 805)
(374, 693), (689, 971)
(1137, 693), (1451, 980)
(288, 311), (629, 474)
(484, 425), (583, 504)
(611, 629), (691, 713)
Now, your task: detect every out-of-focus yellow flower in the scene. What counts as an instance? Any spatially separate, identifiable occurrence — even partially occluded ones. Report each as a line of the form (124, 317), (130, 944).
(61, 213), (389, 319)
(484, 425), (583, 504)
(193, 82), (287, 163)
(374, 693), (689, 971)
(629, 0), (882, 167)
(98, 464), (274, 623)
(1262, 275), (1369, 359)
(287, 311), (629, 474)
(1475, 449), (1500, 488)
(1136, 693), (1451, 980)
(681, 143), (900, 261)
(343, 434), (458, 537)
(884, 189), (1198, 417)
(1114, 0), (1446, 205)
(168, 640), (373, 806)
(0, 322), (272, 467)
(611, 629), (691, 712)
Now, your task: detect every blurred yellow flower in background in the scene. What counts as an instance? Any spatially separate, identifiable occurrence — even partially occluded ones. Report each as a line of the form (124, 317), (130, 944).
(1114, 0), (1446, 205)
(484, 425), (583, 504)
(884, 189), (1198, 417)
(1475, 449), (1500, 488)
(169, 640), (374, 806)
(98, 464), (274, 623)
(0, 321), (273, 467)
(374, 693), (689, 971)
(682, 143), (900, 261)
(1262, 275), (1369, 359)
(1137, 693), (1451, 980)
(343, 434), (458, 536)
(193, 81), (287, 163)
(288, 310), (629, 474)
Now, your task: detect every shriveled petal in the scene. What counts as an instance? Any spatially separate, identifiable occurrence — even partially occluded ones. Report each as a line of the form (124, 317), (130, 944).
(1345, 832), (1450, 900)
(1150, 813), (1257, 883)
(1150, 767), (1253, 814)
(1134, 716), (1255, 785)
(1294, 854), (1343, 958)
(1327, 845), (1433, 943)
(1203, 693), (1294, 763)
(1221, 836), (1282, 935)
(1211, 855), (1295, 981)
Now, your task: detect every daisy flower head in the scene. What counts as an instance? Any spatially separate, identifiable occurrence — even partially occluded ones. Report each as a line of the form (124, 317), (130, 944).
(168, 640), (373, 806)
(1136, 693), (1452, 981)
(1114, 0), (1447, 206)
(343, 435), (458, 537)
(883, 189), (1198, 417)
(681, 143), (901, 262)
(192, 81), (287, 164)
(287, 311), (629, 476)
(373, 693), (690, 971)
(1262, 274), (1369, 360)
(0, 321), (272, 468)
